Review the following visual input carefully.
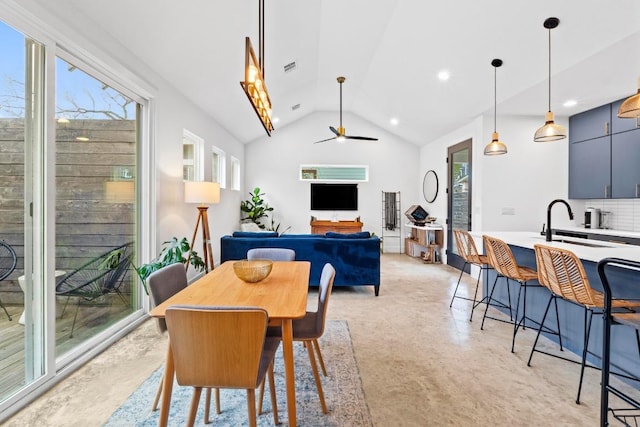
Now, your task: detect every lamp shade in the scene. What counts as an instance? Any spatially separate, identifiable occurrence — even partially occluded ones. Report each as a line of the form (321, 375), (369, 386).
(618, 78), (640, 118)
(185, 181), (220, 205)
(484, 132), (508, 155)
(105, 181), (135, 203)
(534, 111), (567, 142)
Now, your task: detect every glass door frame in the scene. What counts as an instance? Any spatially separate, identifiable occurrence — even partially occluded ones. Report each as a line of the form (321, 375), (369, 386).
(446, 139), (472, 272)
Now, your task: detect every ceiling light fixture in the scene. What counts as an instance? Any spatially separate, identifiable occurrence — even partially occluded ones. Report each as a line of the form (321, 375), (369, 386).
(618, 77), (640, 118)
(240, 0), (274, 136)
(534, 17), (566, 142)
(563, 99), (577, 108)
(438, 70), (450, 81)
(484, 59), (507, 156)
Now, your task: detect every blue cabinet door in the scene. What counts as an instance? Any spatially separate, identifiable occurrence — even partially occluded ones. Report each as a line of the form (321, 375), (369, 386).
(569, 104), (611, 143)
(611, 97), (640, 134)
(569, 136), (611, 199)
(611, 129), (640, 198)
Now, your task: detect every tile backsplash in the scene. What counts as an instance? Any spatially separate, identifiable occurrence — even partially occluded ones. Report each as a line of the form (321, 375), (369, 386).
(584, 199), (640, 232)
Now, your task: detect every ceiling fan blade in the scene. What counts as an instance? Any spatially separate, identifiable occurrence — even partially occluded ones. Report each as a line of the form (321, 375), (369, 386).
(329, 126), (340, 136)
(345, 135), (379, 141)
(313, 136), (337, 144)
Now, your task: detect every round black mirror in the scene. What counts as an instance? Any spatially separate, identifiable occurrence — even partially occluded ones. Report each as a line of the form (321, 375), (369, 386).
(423, 170), (438, 203)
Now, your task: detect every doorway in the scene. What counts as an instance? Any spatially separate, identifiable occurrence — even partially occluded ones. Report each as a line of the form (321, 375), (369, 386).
(447, 139), (472, 271)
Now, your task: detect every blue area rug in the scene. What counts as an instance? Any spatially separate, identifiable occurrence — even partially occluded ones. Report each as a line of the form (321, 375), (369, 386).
(104, 320), (372, 426)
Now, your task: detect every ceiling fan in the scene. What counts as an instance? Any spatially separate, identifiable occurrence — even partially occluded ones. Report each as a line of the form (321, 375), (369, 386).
(313, 76), (379, 144)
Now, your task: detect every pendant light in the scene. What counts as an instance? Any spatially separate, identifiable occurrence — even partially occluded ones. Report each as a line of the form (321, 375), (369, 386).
(617, 77), (640, 118)
(484, 59), (507, 156)
(534, 17), (567, 142)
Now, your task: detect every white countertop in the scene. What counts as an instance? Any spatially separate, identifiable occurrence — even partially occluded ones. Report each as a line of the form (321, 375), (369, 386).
(470, 231), (640, 264)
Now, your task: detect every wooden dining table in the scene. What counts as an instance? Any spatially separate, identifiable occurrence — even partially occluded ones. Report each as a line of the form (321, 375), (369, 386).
(149, 260), (310, 427)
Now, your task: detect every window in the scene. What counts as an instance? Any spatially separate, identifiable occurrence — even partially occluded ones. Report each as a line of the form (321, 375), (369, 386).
(212, 145), (226, 188)
(183, 129), (203, 181)
(230, 156), (240, 191)
(299, 165), (369, 182)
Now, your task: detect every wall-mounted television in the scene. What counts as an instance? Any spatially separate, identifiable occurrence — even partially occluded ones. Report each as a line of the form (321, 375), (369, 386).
(310, 183), (358, 211)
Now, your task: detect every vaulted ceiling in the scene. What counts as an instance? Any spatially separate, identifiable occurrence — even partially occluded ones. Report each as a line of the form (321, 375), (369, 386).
(29, 0), (640, 145)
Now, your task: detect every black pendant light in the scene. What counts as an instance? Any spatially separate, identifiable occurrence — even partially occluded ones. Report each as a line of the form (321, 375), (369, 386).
(484, 59), (507, 155)
(534, 17), (567, 142)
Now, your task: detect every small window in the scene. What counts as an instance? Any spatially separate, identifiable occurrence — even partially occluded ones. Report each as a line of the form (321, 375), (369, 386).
(183, 129), (204, 181)
(212, 145), (226, 188)
(299, 164), (369, 182)
(230, 156), (241, 191)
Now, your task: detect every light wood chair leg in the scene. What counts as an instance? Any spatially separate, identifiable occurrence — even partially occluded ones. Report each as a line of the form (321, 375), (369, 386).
(268, 361), (280, 424)
(305, 340), (328, 413)
(188, 387), (202, 427)
(204, 388), (211, 424)
(214, 388), (221, 415)
(246, 388), (257, 427)
(312, 339), (327, 376)
(257, 377), (266, 415)
(151, 374), (164, 411)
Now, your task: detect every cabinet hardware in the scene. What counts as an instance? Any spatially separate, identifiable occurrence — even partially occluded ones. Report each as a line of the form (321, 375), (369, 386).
(605, 185), (609, 198)
(605, 121), (610, 135)
(636, 184), (640, 198)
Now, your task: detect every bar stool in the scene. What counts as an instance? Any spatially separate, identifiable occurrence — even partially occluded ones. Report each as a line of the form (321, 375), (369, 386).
(449, 229), (492, 321)
(481, 235), (539, 353)
(599, 257), (640, 425)
(531, 247), (640, 404)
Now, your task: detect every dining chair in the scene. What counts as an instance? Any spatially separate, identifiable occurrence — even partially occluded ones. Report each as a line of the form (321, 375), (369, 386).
(147, 263), (220, 418)
(0, 241), (17, 320)
(449, 230), (492, 321)
(259, 262), (336, 414)
(532, 245), (640, 404)
(481, 235), (539, 353)
(247, 247), (295, 261)
(165, 305), (280, 427)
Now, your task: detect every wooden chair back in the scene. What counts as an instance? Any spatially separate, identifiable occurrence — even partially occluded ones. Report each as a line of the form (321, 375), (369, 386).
(454, 230), (485, 265)
(483, 235), (529, 281)
(533, 244), (597, 306)
(166, 306), (268, 389)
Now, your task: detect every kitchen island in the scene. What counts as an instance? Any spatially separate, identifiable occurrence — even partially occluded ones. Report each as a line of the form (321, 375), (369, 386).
(471, 231), (640, 389)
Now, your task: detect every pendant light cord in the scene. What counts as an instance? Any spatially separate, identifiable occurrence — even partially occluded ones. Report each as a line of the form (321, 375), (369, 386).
(494, 65), (497, 132)
(547, 26), (551, 113)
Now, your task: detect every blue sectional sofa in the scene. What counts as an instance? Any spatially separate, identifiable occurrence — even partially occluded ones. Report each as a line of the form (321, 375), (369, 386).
(220, 231), (381, 296)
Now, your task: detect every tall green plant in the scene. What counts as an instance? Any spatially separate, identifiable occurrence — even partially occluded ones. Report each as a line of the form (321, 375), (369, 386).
(135, 237), (205, 294)
(240, 187), (274, 229)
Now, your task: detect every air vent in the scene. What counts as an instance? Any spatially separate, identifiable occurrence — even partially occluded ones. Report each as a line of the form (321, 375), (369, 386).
(291, 104), (301, 111)
(284, 61), (296, 73)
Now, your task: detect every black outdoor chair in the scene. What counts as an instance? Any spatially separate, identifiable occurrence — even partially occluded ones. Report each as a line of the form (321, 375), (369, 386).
(0, 241), (18, 320)
(55, 242), (133, 337)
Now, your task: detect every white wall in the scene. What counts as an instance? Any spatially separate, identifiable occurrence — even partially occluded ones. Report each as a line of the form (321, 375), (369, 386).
(419, 113), (578, 261)
(244, 111), (419, 247)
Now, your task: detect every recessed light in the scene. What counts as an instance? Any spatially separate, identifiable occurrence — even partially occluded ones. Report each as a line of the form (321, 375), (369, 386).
(272, 117), (280, 124)
(563, 99), (577, 108)
(390, 118), (399, 126)
(438, 70), (450, 81)
(75, 136), (89, 142)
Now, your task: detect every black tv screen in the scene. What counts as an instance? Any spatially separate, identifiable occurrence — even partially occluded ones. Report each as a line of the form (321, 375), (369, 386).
(310, 183), (358, 211)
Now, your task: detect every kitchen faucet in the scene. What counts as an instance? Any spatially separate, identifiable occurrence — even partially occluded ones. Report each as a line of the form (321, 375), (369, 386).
(546, 199), (574, 242)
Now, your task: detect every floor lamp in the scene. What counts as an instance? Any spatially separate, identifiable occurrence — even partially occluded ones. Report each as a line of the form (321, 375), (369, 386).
(184, 181), (220, 273)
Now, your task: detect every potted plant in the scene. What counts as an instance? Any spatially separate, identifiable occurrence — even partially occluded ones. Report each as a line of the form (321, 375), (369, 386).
(240, 187), (273, 229)
(135, 237), (205, 294)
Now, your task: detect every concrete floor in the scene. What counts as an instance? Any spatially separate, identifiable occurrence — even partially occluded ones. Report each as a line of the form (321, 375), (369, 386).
(5, 253), (637, 426)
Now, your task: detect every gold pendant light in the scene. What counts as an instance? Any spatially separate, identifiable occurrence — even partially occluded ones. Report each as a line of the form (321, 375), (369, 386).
(534, 17), (567, 142)
(484, 59), (507, 156)
(618, 77), (640, 119)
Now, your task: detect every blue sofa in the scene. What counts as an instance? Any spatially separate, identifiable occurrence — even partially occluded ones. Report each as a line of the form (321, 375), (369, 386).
(220, 231), (381, 296)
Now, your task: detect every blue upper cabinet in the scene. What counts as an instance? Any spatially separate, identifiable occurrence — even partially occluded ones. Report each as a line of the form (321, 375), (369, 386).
(568, 104), (611, 143)
(568, 135), (611, 199)
(611, 97), (640, 134)
(611, 129), (640, 198)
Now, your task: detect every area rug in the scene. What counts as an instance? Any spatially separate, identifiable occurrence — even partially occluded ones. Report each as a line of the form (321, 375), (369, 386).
(104, 320), (372, 426)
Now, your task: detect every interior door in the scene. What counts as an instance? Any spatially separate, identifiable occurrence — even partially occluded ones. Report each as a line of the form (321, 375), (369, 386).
(447, 139), (472, 271)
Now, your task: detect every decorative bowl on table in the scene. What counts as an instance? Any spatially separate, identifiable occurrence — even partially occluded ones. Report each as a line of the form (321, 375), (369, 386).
(233, 259), (273, 283)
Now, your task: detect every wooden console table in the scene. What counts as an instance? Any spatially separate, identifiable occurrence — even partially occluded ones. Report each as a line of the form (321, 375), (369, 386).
(310, 217), (363, 234)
